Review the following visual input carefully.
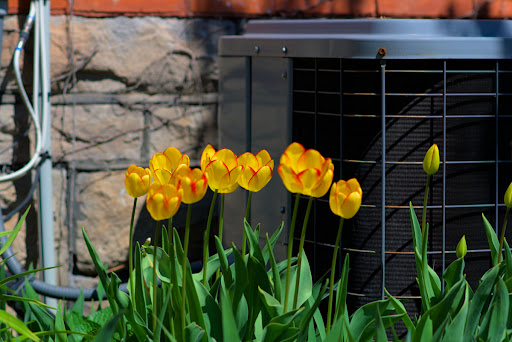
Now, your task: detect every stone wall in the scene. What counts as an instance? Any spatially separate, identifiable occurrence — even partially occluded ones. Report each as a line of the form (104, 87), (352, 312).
(0, 14), (239, 288)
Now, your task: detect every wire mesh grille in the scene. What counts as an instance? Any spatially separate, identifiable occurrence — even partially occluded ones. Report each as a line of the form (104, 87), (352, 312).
(292, 58), (512, 314)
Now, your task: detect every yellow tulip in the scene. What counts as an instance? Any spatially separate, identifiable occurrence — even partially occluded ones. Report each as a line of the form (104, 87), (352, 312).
(329, 178), (362, 219)
(173, 165), (208, 204)
(124, 164), (151, 198)
(149, 147), (190, 184)
(278, 142), (334, 197)
(505, 182), (512, 209)
(237, 150), (274, 192)
(146, 183), (183, 221)
(201, 145), (242, 193)
(423, 144), (440, 176)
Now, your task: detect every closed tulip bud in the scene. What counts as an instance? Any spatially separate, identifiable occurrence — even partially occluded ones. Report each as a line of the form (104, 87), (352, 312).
(201, 145), (242, 193)
(124, 165), (151, 198)
(146, 183), (183, 221)
(237, 150), (274, 192)
(456, 235), (467, 259)
(278, 142), (334, 198)
(505, 182), (512, 209)
(423, 144), (440, 176)
(173, 165), (208, 204)
(329, 178), (363, 219)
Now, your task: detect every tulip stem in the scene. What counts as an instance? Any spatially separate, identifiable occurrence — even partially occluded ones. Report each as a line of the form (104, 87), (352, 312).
(203, 189), (218, 285)
(283, 193), (301, 313)
(242, 191), (253, 257)
(421, 175), (431, 238)
(128, 198), (137, 306)
(499, 207), (510, 263)
(152, 220), (161, 333)
(216, 194), (225, 280)
(167, 216), (173, 250)
(326, 217), (345, 334)
(181, 204), (192, 337)
(293, 196), (314, 310)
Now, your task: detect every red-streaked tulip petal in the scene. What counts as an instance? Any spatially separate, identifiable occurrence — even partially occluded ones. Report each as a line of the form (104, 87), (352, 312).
(201, 144), (216, 171)
(256, 150), (272, 167)
(298, 168), (322, 191)
(206, 160), (231, 190)
(280, 142), (305, 171)
(247, 165), (272, 192)
(347, 178), (363, 195)
(310, 168), (334, 198)
(153, 169), (173, 185)
(340, 191), (362, 219)
(220, 165), (243, 193)
(238, 152), (259, 169)
(278, 164), (303, 194)
(297, 149), (325, 172)
(214, 149), (239, 170)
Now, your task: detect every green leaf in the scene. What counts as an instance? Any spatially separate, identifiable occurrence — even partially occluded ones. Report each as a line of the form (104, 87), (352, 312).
(184, 322), (205, 342)
(442, 286), (469, 342)
(221, 286), (241, 341)
(262, 222), (284, 266)
(385, 288), (415, 335)
(410, 202), (422, 255)
(463, 265), (499, 340)
(266, 233), (282, 302)
(487, 277), (509, 342)
(244, 219), (265, 266)
(55, 301), (67, 342)
(504, 239), (512, 281)
(259, 287), (283, 318)
(133, 242), (148, 324)
(0, 309), (40, 341)
(482, 213), (500, 266)
(232, 244), (249, 314)
(335, 254), (350, 321)
(0, 206), (30, 256)
(443, 257), (465, 294)
(92, 312), (123, 342)
(214, 236), (233, 288)
(375, 305), (388, 342)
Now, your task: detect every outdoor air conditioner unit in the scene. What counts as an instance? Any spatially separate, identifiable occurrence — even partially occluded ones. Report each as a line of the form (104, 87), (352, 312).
(218, 19), (512, 315)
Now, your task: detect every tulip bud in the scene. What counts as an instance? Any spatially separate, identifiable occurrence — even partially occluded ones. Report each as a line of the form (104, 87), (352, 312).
(423, 144), (440, 176)
(456, 235), (467, 259)
(505, 182), (512, 209)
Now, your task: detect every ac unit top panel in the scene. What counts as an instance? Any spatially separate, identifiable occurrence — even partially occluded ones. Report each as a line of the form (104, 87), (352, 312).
(219, 19), (512, 59)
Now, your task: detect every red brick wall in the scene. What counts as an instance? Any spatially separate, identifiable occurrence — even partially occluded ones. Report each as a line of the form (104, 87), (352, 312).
(7, 0), (512, 18)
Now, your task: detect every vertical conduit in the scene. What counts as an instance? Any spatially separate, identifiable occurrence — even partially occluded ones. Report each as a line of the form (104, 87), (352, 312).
(441, 60), (447, 291)
(495, 62), (499, 233)
(380, 61), (386, 300)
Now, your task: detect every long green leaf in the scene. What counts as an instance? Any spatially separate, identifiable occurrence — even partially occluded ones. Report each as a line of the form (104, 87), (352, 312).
(55, 301), (67, 342)
(334, 254), (350, 321)
(266, 233), (282, 302)
(442, 286), (469, 342)
(92, 312), (123, 342)
(375, 305), (388, 342)
(0, 206), (30, 256)
(262, 222), (284, 266)
(0, 309), (40, 341)
(488, 277), (509, 342)
(214, 236), (233, 287)
(385, 288), (415, 335)
(221, 286), (241, 341)
(244, 219), (265, 266)
(482, 214), (500, 266)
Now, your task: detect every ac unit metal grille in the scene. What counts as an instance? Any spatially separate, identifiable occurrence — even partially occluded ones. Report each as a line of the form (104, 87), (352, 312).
(292, 57), (512, 312)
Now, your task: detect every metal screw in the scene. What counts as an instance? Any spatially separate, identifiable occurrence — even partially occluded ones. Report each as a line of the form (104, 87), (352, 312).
(280, 206), (285, 214)
(282, 46), (287, 54)
(254, 45), (260, 54)
(281, 72), (287, 80)
(378, 47), (387, 56)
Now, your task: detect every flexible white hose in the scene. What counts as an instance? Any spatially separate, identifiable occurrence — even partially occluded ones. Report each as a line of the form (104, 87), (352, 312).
(1, 1), (44, 182)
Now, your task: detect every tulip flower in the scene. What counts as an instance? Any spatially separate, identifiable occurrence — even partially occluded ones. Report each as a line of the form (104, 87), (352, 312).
(423, 144), (440, 176)
(146, 183), (183, 221)
(201, 144), (242, 193)
(173, 165), (208, 204)
(505, 182), (512, 209)
(278, 142), (334, 198)
(124, 164), (151, 307)
(237, 150), (274, 192)
(124, 165), (151, 198)
(499, 182), (512, 263)
(456, 235), (467, 259)
(149, 147), (190, 184)
(329, 178), (363, 219)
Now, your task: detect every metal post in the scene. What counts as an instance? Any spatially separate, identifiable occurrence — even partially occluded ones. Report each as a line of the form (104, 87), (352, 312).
(441, 61), (447, 291)
(380, 61), (386, 300)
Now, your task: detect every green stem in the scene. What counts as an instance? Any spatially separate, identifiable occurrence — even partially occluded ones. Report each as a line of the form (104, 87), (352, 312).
(152, 221), (161, 333)
(326, 217), (344, 334)
(128, 198), (137, 305)
(216, 194), (226, 281)
(293, 196), (314, 310)
(421, 175), (431, 238)
(167, 217), (173, 251)
(242, 191), (253, 257)
(499, 207), (511, 263)
(181, 204), (192, 337)
(203, 189), (218, 285)
(283, 193), (301, 313)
